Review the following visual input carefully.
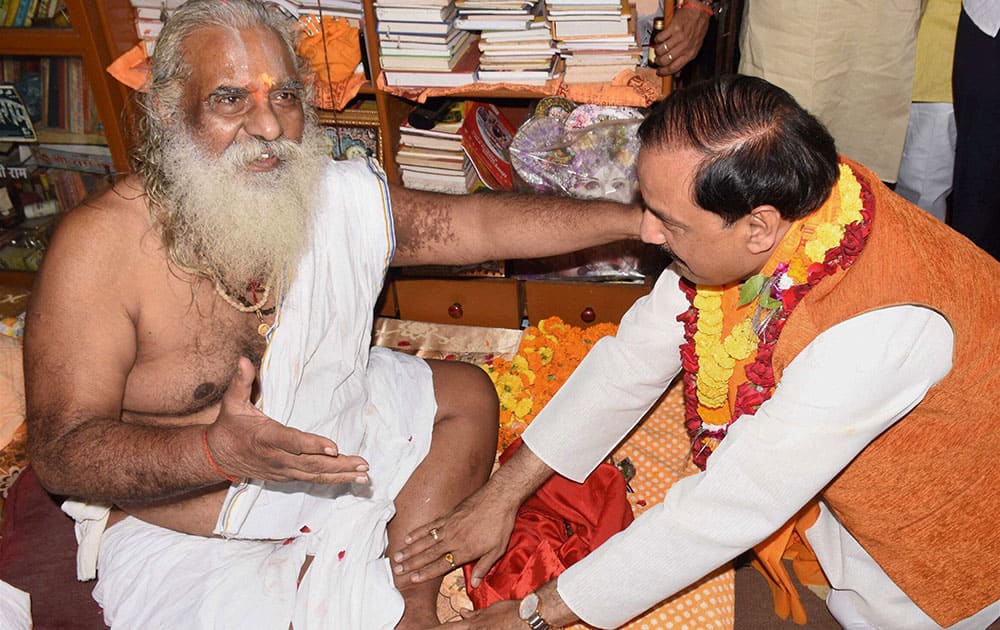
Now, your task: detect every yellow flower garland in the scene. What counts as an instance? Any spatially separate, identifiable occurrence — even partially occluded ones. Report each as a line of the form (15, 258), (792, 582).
(692, 164), (864, 408)
(482, 317), (618, 451)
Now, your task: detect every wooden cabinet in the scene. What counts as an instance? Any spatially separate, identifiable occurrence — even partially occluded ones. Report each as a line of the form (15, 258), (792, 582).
(394, 277), (522, 328)
(0, 0), (138, 173)
(387, 275), (653, 329)
(523, 280), (651, 327)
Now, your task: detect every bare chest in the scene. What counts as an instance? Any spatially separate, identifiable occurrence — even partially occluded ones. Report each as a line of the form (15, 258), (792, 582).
(123, 281), (272, 423)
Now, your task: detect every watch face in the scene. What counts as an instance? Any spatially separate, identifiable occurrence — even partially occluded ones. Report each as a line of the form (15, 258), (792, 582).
(519, 592), (539, 620)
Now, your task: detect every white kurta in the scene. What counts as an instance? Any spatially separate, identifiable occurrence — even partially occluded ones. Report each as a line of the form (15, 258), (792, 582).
(91, 159), (438, 630)
(523, 265), (1000, 630)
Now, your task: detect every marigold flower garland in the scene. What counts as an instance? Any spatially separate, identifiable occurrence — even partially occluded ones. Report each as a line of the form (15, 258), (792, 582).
(481, 317), (618, 451)
(679, 163), (875, 469)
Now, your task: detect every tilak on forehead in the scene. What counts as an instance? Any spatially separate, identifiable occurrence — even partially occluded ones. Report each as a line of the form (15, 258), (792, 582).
(258, 72), (276, 88)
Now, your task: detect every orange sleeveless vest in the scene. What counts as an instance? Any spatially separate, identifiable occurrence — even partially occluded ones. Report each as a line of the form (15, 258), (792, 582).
(770, 160), (1000, 626)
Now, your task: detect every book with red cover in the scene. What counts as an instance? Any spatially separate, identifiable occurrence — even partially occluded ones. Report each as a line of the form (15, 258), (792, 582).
(459, 101), (516, 191)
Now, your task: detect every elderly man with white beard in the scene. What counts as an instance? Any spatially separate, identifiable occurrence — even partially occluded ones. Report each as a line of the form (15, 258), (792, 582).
(20, 1), (641, 628)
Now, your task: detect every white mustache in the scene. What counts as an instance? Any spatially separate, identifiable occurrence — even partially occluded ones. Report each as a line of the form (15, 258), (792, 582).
(224, 138), (301, 167)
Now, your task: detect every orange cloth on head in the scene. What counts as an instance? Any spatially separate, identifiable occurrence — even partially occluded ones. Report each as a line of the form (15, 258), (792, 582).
(106, 42), (152, 92)
(106, 19), (366, 110)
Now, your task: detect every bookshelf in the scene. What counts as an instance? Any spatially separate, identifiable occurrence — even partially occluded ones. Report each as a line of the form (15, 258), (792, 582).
(358, 0), (674, 186)
(2, 1), (671, 323)
(351, 0), (674, 326)
(0, 0), (139, 173)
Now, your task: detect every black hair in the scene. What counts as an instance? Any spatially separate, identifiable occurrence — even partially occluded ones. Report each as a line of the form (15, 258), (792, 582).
(637, 74), (839, 224)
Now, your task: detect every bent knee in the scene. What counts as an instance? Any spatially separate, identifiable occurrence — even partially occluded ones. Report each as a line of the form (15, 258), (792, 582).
(427, 360), (498, 428)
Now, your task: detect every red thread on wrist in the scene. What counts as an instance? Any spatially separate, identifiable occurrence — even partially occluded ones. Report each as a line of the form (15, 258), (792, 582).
(202, 425), (241, 484)
(681, 1), (714, 17)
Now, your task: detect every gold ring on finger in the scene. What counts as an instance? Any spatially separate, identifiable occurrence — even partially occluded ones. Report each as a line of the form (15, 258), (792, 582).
(444, 552), (456, 568)
(429, 527), (440, 542)
(666, 52), (675, 64)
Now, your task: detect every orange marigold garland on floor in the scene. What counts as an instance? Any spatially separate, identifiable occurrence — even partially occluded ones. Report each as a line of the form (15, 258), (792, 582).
(481, 317), (618, 451)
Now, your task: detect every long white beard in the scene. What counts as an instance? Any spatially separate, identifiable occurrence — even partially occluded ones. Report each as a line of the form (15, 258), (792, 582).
(159, 122), (329, 290)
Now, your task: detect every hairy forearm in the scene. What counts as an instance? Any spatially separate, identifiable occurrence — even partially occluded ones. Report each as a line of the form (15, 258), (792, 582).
(537, 579), (581, 628)
(481, 441), (555, 508)
(391, 186), (643, 266)
(28, 414), (219, 504)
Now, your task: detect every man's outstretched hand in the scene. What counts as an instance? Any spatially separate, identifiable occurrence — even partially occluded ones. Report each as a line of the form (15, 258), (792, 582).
(203, 357), (370, 485)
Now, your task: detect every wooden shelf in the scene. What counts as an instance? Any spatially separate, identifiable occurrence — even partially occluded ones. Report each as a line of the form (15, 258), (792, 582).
(0, 0), (139, 174)
(359, 0), (674, 185)
(355, 0), (674, 326)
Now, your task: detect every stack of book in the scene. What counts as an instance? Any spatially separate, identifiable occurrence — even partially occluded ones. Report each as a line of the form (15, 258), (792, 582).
(128, 0), (183, 39)
(397, 112), (481, 195)
(545, 0), (640, 83)
(276, 0), (363, 19)
(129, 0), (364, 41)
(0, 0), (65, 27)
(561, 46), (642, 83)
(475, 16), (559, 85)
(376, 1), (481, 88)
(453, 0), (537, 32)
(1, 57), (103, 141)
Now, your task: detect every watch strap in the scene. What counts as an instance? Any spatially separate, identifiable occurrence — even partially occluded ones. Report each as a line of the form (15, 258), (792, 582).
(525, 611), (550, 630)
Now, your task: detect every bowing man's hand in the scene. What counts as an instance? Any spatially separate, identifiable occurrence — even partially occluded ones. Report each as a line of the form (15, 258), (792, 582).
(392, 484), (519, 588)
(202, 357), (370, 485)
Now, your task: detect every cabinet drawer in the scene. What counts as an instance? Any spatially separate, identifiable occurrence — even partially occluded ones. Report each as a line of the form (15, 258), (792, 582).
(394, 278), (521, 328)
(523, 280), (651, 327)
(376, 279), (397, 318)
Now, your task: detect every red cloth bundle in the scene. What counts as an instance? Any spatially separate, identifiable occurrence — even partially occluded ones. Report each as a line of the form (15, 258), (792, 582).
(465, 439), (634, 607)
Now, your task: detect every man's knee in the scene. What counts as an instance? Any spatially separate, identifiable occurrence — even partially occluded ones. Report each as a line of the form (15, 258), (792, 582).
(425, 360), (498, 477)
(429, 360), (499, 427)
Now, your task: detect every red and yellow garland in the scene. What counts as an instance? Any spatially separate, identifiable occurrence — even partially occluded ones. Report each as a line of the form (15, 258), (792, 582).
(679, 163), (875, 469)
(481, 317), (618, 451)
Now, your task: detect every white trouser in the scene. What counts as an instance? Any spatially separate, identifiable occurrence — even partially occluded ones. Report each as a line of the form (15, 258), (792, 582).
(895, 101), (957, 222)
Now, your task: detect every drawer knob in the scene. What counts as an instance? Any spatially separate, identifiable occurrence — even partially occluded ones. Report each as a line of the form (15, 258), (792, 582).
(448, 302), (464, 319)
(580, 306), (596, 323)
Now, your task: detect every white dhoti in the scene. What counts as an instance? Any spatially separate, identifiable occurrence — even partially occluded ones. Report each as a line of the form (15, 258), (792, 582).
(93, 348), (436, 630)
(78, 160), (436, 629)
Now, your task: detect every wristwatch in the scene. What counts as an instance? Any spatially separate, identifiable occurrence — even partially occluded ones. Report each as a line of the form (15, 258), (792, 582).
(518, 592), (551, 630)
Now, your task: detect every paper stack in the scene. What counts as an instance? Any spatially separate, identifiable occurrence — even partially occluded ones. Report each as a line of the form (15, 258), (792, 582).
(376, 1), (483, 88)
(451, 1), (557, 85)
(453, 0), (537, 31)
(129, 1), (364, 44)
(397, 103), (481, 194)
(475, 17), (559, 85)
(544, 0), (640, 83)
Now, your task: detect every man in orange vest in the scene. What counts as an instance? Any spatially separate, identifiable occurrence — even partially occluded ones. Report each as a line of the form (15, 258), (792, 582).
(395, 75), (1000, 630)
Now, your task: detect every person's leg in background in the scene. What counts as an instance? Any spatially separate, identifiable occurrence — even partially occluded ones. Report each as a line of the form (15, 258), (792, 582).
(896, 0), (961, 223)
(896, 102), (956, 223)
(951, 7), (1000, 259)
